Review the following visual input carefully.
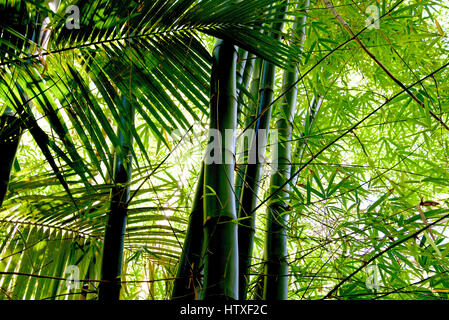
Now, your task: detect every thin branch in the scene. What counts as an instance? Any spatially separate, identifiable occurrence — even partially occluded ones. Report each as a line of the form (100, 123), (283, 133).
(250, 59), (449, 216)
(321, 0), (449, 131)
(237, 0), (406, 140)
(323, 211), (449, 299)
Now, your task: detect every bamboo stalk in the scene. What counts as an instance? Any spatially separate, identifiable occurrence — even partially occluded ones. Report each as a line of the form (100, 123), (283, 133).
(98, 97), (134, 300)
(200, 39), (239, 300)
(237, 56), (273, 299)
(264, 0), (310, 300)
(235, 59), (263, 299)
(237, 3), (287, 300)
(172, 165), (204, 300)
(235, 55), (261, 221)
(0, 108), (22, 207)
(236, 49), (254, 126)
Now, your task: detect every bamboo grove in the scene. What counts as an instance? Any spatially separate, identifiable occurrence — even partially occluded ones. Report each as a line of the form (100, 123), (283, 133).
(1, 0), (449, 300)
